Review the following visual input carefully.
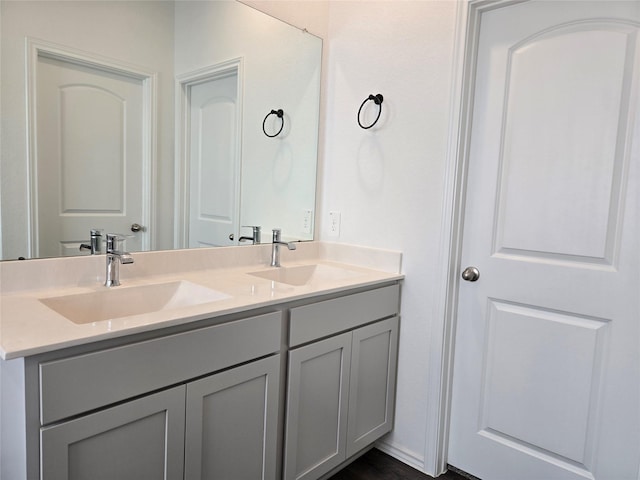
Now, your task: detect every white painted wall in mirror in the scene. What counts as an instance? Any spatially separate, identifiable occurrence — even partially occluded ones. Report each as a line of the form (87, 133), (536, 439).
(174, 0), (322, 243)
(1, 0), (322, 260)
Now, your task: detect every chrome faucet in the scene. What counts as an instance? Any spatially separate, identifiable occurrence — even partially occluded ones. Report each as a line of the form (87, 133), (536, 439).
(105, 234), (134, 287)
(239, 226), (261, 245)
(270, 228), (296, 267)
(79, 229), (102, 255)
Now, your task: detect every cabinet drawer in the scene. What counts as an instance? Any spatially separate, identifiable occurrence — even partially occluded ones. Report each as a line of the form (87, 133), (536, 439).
(289, 284), (400, 347)
(40, 311), (282, 425)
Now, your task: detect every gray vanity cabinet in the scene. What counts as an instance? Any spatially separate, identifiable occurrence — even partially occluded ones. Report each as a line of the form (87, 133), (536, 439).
(284, 285), (400, 480)
(40, 386), (186, 480)
(1, 283), (402, 480)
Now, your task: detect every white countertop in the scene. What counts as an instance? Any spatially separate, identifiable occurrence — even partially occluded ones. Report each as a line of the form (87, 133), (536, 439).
(0, 242), (403, 360)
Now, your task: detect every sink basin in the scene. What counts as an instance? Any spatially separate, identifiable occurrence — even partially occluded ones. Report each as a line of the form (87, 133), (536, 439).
(39, 281), (230, 324)
(248, 264), (362, 286)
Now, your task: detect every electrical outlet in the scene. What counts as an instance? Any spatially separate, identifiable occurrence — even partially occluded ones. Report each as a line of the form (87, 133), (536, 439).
(302, 209), (313, 234)
(329, 211), (341, 237)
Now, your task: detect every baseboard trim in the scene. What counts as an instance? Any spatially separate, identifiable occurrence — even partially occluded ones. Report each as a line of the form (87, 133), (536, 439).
(375, 440), (428, 474)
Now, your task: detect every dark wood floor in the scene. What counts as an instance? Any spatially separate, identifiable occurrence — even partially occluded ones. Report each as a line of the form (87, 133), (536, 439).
(327, 448), (469, 480)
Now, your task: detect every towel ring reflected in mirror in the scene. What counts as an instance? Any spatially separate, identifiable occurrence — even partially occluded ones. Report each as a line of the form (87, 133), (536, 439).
(263, 109), (285, 137)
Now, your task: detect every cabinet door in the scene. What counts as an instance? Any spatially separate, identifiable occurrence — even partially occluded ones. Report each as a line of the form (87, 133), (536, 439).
(184, 355), (281, 480)
(284, 332), (352, 480)
(347, 316), (399, 457)
(40, 386), (186, 480)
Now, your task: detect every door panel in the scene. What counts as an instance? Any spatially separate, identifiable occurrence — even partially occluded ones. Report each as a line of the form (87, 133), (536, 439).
(480, 301), (608, 465)
(494, 23), (632, 263)
(284, 332), (352, 480)
(184, 355), (280, 480)
(60, 86), (124, 213)
(346, 317), (399, 457)
(188, 72), (240, 247)
(40, 386), (185, 480)
(36, 55), (147, 256)
(448, 2), (640, 479)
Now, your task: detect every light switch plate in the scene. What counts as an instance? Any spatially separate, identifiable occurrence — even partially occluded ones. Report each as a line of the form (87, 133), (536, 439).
(329, 211), (341, 237)
(302, 209), (313, 234)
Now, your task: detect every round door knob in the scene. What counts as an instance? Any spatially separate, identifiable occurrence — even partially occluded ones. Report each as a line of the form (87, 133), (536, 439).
(229, 233), (234, 241)
(461, 266), (480, 282)
(131, 223), (144, 233)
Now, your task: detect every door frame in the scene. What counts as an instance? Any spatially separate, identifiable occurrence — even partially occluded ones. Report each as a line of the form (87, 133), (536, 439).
(25, 38), (157, 257)
(173, 58), (244, 249)
(426, 0), (524, 475)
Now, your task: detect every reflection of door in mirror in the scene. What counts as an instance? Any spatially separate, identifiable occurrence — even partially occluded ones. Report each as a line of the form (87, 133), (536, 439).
(35, 54), (149, 257)
(186, 67), (241, 248)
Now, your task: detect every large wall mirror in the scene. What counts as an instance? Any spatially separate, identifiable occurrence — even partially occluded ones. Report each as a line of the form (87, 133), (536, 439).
(0, 0), (322, 260)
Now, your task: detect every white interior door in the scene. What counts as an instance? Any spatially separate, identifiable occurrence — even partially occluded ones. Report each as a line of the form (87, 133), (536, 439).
(448, 2), (640, 479)
(188, 72), (240, 248)
(36, 54), (148, 257)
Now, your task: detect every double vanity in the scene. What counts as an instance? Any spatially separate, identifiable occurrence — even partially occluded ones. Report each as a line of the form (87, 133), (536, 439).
(0, 241), (403, 480)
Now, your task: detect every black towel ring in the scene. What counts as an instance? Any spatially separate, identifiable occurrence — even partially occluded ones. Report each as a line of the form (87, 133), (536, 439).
(263, 109), (285, 137)
(357, 94), (384, 129)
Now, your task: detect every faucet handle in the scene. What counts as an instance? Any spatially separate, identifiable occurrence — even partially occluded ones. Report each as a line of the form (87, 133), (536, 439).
(80, 229), (104, 254)
(105, 233), (128, 251)
(242, 225), (261, 244)
(271, 228), (296, 249)
(90, 229), (103, 253)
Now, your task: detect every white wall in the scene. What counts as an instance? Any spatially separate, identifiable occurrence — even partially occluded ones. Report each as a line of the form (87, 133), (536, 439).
(254, 0), (459, 473)
(320, 2), (458, 471)
(0, 1), (176, 259)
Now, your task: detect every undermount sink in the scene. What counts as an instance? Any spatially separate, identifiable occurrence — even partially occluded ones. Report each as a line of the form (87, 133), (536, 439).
(39, 281), (230, 324)
(248, 264), (362, 286)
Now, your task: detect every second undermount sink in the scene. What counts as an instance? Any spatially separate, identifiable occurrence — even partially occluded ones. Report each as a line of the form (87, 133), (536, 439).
(248, 264), (362, 286)
(39, 281), (230, 324)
